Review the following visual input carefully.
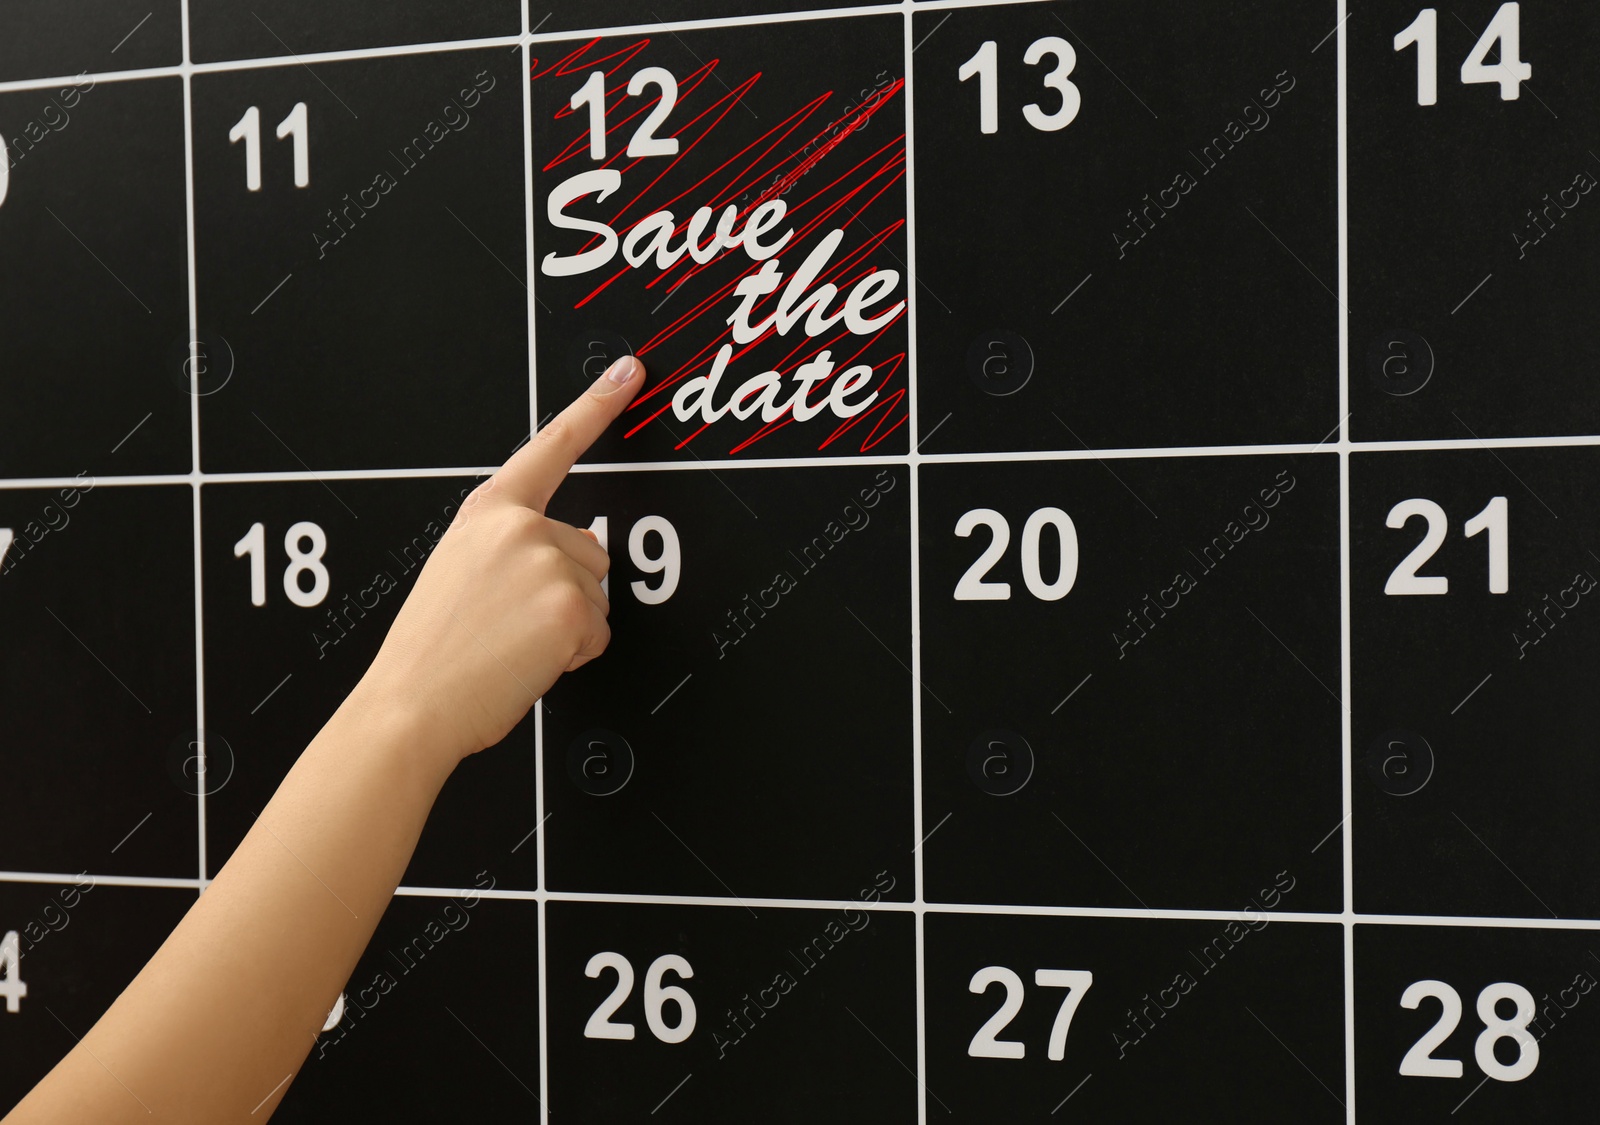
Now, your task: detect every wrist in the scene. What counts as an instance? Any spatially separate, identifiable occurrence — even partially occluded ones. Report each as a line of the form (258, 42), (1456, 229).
(335, 673), (468, 785)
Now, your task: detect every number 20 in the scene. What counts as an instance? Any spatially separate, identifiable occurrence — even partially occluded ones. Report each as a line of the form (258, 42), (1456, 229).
(955, 507), (1079, 601)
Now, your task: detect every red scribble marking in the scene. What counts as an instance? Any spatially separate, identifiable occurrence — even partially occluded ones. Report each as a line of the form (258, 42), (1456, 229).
(532, 46), (909, 454)
(530, 37), (651, 82)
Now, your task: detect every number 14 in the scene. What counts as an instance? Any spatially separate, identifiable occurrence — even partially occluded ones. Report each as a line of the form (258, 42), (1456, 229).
(1395, 4), (1531, 106)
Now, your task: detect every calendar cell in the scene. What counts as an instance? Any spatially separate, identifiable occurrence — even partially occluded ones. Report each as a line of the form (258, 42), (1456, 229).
(0, 484), (196, 878)
(0, 2), (179, 82)
(542, 464), (914, 902)
(191, 48), (528, 473)
(1349, 0), (1600, 441)
(545, 898), (916, 1123)
(529, 15), (910, 463)
(0, 883), (193, 1113)
(912, 1), (1339, 455)
(200, 477), (541, 890)
(190, 1), (520, 64)
(1355, 922), (1600, 1119)
(925, 911), (1345, 1120)
(1352, 447), (1600, 919)
(919, 455), (1343, 912)
(0, 76), (190, 478)
(273, 893), (540, 1123)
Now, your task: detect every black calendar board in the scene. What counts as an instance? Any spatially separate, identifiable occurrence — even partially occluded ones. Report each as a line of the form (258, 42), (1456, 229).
(3, 2), (1598, 1121)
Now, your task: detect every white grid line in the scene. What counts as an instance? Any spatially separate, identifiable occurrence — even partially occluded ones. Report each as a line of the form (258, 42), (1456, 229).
(516, 9), (551, 1122)
(10, 429), (1600, 493)
(1336, 4), (1356, 1119)
(901, 10), (928, 1122)
(6, 866), (1600, 933)
(0, 1), (1068, 98)
(178, 0), (209, 900)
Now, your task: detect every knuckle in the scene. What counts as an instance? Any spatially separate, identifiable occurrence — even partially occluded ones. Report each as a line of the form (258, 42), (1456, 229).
(500, 507), (547, 546)
(535, 415), (573, 452)
(551, 584), (592, 632)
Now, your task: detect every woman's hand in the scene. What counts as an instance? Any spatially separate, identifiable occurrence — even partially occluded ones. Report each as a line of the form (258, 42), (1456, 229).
(356, 354), (644, 765)
(1, 355), (648, 1125)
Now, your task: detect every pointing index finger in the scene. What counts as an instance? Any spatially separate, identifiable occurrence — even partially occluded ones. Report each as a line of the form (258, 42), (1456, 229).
(494, 355), (643, 511)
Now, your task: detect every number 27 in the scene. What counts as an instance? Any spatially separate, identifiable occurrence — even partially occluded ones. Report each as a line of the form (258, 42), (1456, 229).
(969, 966), (1092, 1061)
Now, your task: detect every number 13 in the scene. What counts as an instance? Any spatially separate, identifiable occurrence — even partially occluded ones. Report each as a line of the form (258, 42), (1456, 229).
(959, 37), (1082, 135)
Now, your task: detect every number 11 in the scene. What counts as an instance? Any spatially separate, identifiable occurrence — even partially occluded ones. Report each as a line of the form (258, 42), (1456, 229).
(230, 103), (311, 191)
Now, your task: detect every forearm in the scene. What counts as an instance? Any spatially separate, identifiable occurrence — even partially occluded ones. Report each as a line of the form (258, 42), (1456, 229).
(3, 355), (640, 1123)
(4, 681), (456, 1124)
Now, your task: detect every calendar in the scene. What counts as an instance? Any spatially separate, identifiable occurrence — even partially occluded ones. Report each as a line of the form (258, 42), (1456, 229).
(3, 1), (1599, 1120)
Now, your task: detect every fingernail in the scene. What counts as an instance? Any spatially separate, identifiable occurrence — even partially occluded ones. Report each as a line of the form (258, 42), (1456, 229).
(593, 355), (638, 394)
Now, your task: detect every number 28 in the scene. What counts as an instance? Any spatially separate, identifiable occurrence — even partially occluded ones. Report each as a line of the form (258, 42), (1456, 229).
(1401, 978), (1539, 1082)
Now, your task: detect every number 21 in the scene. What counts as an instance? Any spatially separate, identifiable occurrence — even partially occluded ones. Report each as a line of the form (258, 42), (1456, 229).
(1384, 496), (1507, 595)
